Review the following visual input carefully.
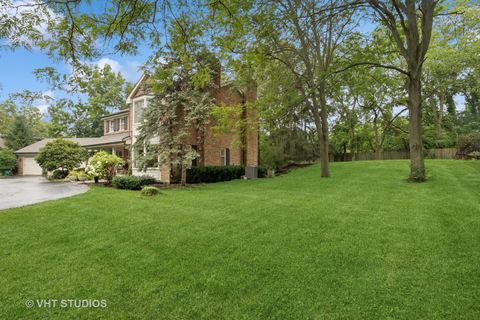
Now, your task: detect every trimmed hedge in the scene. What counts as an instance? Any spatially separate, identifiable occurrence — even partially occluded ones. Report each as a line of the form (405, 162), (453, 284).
(186, 165), (245, 183)
(112, 175), (156, 190)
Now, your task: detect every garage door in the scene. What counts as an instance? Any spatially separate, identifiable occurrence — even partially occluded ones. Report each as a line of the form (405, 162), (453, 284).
(23, 156), (43, 175)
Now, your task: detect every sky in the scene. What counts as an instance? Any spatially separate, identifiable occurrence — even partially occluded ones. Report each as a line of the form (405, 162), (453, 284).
(0, 0), (152, 115)
(0, 46), (149, 114)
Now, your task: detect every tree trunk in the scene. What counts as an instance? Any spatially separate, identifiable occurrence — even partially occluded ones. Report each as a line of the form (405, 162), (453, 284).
(318, 84), (330, 177)
(180, 164), (187, 186)
(319, 103), (330, 177)
(407, 75), (426, 182)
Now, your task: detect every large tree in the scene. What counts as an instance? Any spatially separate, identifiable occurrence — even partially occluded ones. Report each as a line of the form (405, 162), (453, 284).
(45, 64), (128, 137)
(134, 18), (216, 186)
(209, 0), (358, 177)
(365, 0), (439, 181)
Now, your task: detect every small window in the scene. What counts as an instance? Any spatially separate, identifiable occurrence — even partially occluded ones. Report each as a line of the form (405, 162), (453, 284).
(220, 148), (230, 166)
(110, 120), (115, 132)
(105, 120), (110, 133)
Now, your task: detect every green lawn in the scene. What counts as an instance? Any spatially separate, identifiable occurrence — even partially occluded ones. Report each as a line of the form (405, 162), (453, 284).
(1, 160), (480, 319)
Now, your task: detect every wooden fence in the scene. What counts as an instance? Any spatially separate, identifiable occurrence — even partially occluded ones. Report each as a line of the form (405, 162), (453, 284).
(333, 148), (457, 162)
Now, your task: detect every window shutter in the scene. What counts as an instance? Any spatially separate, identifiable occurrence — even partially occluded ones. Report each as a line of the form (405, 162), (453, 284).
(226, 148), (230, 166)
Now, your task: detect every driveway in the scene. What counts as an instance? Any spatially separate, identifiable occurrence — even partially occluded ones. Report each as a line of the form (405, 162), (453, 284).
(0, 177), (88, 210)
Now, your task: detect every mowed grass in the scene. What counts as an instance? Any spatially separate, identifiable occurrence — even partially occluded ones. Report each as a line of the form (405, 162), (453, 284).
(1, 160), (480, 319)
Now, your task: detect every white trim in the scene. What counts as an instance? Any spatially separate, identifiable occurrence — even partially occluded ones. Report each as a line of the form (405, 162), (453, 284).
(126, 74), (146, 104)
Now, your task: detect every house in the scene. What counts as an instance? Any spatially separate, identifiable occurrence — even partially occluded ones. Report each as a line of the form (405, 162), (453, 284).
(15, 73), (259, 182)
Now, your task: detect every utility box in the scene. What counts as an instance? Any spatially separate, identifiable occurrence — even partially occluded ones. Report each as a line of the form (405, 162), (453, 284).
(245, 166), (258, 179)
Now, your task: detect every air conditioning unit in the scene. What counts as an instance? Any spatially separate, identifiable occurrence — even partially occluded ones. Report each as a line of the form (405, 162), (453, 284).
(244, 166), (258, 179)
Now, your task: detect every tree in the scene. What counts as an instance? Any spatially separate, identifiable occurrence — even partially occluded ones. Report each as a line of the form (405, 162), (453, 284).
(85, 151), (123, 185)
(35, 139), (87, 174)
(5, 116), (34, 151)
(0, 148), (16, 170)
(135, 18), (216, 186)
(210, 0), (358, 177)
(366, 0), (439, 181)
(44, 64), (128, 137)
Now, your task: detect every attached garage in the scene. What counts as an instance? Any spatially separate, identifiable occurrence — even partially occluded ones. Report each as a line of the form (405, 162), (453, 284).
(18, 156), (43, 176)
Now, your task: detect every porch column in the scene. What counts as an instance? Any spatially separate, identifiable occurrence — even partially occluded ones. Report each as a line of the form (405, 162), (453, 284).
(111, 148), (115, 155)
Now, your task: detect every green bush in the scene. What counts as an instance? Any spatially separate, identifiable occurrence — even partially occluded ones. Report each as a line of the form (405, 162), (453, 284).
(86, 151), (123, 184)
(112, 175), (156, 190)
(257, 165), (267, 178)
(457, 133), (480, 156)
(186, 165), (245, 183)
(0, 148), (17, 171)
(35, 139), (87, 173)
(140, 186), (162, 196)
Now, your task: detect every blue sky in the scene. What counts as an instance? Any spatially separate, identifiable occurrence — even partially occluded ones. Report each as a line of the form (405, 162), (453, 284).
(0, 46), (148, 113)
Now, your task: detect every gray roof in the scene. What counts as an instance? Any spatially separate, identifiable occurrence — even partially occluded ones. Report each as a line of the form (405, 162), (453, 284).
(101, 108), (129, 119)
(15, 132), (130, 154)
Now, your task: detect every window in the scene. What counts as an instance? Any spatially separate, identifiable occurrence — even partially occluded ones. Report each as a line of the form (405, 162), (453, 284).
(191, 145), (198, 167)
(110, 120), (115, 132)
(105, 120), (110, 133)
(134, 100), (144, 123)
(220, 148), (230, 166)
(120, 117), (128, 130)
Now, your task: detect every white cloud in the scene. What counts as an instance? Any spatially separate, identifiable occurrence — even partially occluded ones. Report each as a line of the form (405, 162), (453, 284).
(94, 58), (142, 82)
(33, 90), (55, 115)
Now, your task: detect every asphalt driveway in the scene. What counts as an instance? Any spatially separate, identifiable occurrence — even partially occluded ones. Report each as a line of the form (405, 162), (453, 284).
(0, 176), (88, 210)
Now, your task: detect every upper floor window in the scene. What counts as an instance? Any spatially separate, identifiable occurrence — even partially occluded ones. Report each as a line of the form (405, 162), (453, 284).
(134, 100), (144, 124)
(120, 117), (128, 130)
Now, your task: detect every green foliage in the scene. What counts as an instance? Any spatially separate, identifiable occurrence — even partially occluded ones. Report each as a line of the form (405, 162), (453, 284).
(35, 139), (87, 172)
(45, 64), (127, 137)
(0, 148), (16, 169)
(135, 19), (216, 185)
(140, 186), (162, 196)
(4, 116), (34, 151)
(186, 165), (245, 184)
(112, 175), (156, 190)
(86, 151), (123, 184)
(260, 136), (285, 169)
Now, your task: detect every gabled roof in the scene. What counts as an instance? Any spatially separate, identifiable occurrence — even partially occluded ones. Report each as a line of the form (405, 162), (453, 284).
(126, 73), (147, 104)
(15, 132), (130, 155)
(101, 108), (129, 120)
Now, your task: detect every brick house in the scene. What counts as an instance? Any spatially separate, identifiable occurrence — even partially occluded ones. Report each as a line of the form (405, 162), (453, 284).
(15, 73), (259, 182)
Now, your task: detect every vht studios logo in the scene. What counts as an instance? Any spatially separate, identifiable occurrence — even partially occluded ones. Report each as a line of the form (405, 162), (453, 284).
(25, 299), (108, 308)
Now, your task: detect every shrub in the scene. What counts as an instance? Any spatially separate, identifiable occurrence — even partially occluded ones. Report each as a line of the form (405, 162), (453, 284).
(0, 149), (17, 170)
(112, 175), (156, 190)
(51, 169), (69, 180)
(457, 133), (480, 157)
(257, 165), (267, 178)
(186, 165), (245, 183)
(86, 151), (123, 184)
(68, 171), (79, 181)
(140, 186), (162, 196)
(35, 139), (87, 173)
